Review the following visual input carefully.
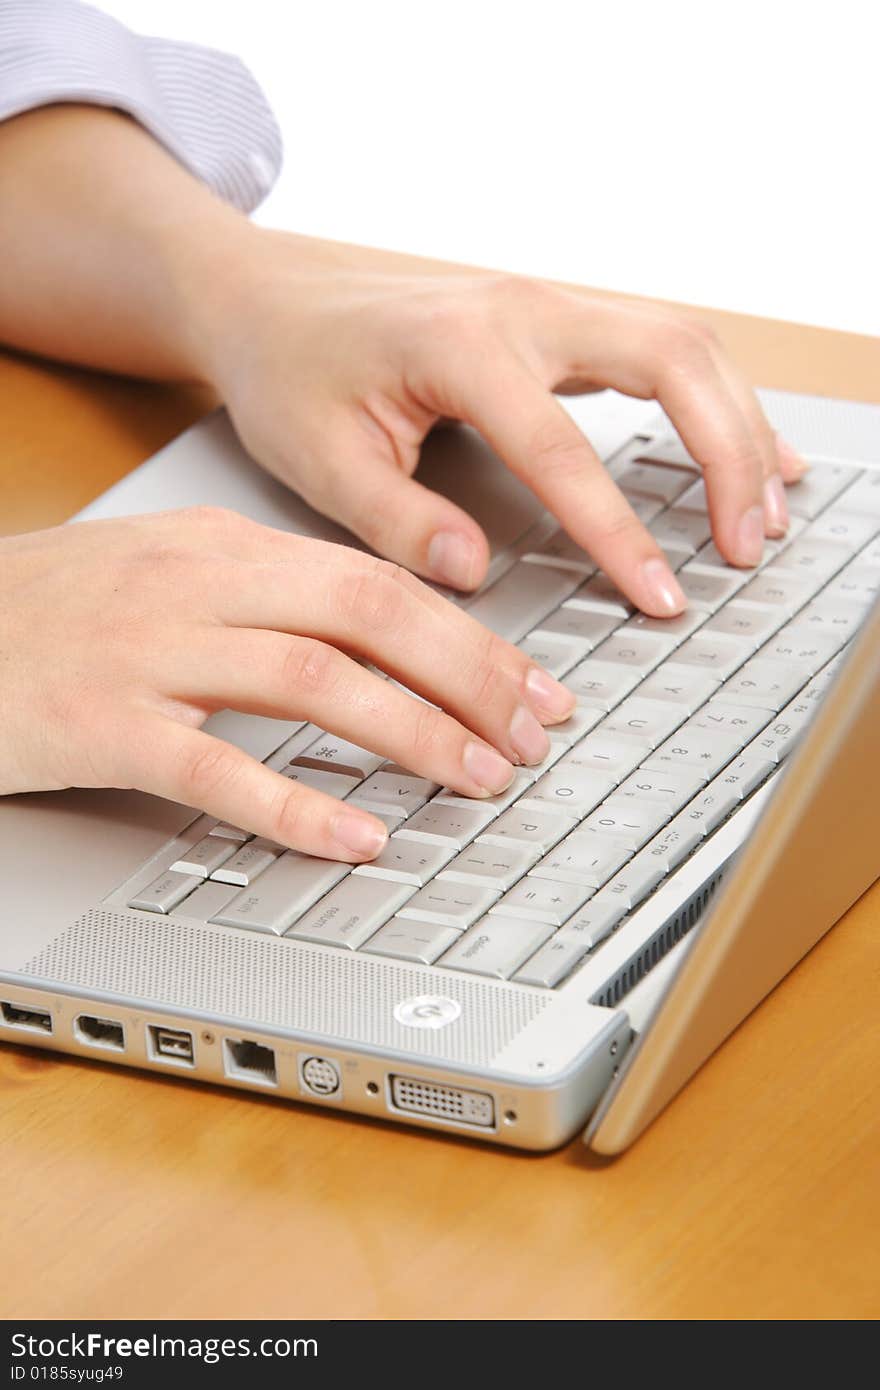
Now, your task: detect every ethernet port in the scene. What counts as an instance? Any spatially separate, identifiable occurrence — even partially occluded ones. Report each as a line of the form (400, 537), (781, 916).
(74, 1014), (125, 1051)
(223, 1037), (277, 1088)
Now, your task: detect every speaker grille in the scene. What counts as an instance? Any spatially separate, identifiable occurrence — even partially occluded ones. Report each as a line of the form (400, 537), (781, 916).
(591, 867), (727, 1008)
(20, 910), (549, 1065)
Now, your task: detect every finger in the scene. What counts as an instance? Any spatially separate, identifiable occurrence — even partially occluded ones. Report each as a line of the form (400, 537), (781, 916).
(129, 717), (390, 862)
(527, 292), (771, 568)
(171, 629), (525, 795)
(293, 429), (492, 592)
(447, 352), (686, 617)
(705, 346), (798, 537)
(208, 550), (575, 740)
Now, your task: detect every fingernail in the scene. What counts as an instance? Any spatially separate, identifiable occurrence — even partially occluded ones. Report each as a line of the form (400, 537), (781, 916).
(331, 811), (388, 859)
(735, 505), (765, 566)
(763, 474), (789, 537)
(525, 666), (576, 721)
(776, 434), (809, 478)
(427, 531), (479, 589)
(463, 740), (516, 794)
(639, 558), (686, 615)
(509, 704), (550, 765)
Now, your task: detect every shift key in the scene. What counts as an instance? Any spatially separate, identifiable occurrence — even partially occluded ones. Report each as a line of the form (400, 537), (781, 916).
(211, 853), (349, 935)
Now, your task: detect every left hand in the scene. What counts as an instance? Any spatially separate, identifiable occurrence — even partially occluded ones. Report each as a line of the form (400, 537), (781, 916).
(190, 231), (805, 617)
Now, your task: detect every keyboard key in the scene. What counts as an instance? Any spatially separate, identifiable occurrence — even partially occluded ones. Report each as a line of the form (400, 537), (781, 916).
(671, 631), (753, 679)
(676, 477), (709, 513)
(618, 608), (707, 643)
(466, 562), (581, 642)
(611, 766), (703, 811)
(396, 881), (500, 929)
(363, 919), (461, 965)
(520, 763), (617, 815)
(169, 878), (240, 920)
(351, 836), (455, 887)
(770, 538), (852, 582)
(349, 769), (439, 819)
(784, 462), (861, 519)
(695, 521), (805, 571)
(702, 603), (786, 648)
(556, 892), (629, 947)
(211, 837), (282, 886)
(602, 855), (666, 910)
(434, 769), (533, 816)
(690, 700), (774, 743)
(592, 630), (676, 672)
(579, 799), (671, 850)
(513, 930), (597, 987)
(288, 875), (415, 948)
(719, 658), (806, 711)
(643, 725), (742, 777)
(294, 732), (386, 780)
(129, 870), (201, 914)
(528, 832), (632, 888)
(170, 835), (237, 879)
(825, 564), (880, 608)
(280, 764), (362, 797)
(563, 659), (642, 710)
(517, 632), (584, 677)
(558, 728), (647, 783)
(614, 460), (694, 503)
(713, 753), (776, 802)
(521, 529), (596, 574)
(677, 565), (748, 611)
(635, 436), (700, 470)
(545, 706), (605, 748)
(598, 696), (689, 747)
(838, 472), (880, 518)
(437, 842), (542, 891)
(531, 604), (619, 654)
(208, 822), (252, 842)
(438, 916), (554, 979)
(211, 853), (349, 934)
(478, 806), (577, 852)
(759, 627), (842, 672)
(674, 781), (742, 835)
(795, 596), (868, 642)
(490, 877), (594, 926)
(744, 705), (817, 763)
(806, 509), (879, 550)
(637, 663), (721, 714)
(393, 802), (496, 849)
(650, 508), (712, 554)
(567, 573), (635, 617)
(735, 570), (818, 612)
(641, 819), (704, 872)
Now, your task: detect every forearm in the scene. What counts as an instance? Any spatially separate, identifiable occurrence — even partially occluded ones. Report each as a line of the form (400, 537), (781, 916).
(0, 103), (256, 380)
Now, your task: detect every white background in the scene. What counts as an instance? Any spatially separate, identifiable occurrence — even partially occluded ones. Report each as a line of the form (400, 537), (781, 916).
(100, 0), (878, 336)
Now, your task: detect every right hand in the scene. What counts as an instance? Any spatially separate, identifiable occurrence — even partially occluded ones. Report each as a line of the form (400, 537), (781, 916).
(0, 507), (575, 860)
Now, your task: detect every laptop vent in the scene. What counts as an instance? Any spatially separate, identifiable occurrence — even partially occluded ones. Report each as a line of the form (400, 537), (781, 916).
(19, 909), (549, 1066)
(591, 867), (727, 1008)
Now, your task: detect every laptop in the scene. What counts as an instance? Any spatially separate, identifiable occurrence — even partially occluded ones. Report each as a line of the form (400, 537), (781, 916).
(1, 386), (877, 1154)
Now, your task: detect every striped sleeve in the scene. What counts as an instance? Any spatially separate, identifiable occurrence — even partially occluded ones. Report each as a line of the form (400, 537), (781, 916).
(0, 0), (282, 211)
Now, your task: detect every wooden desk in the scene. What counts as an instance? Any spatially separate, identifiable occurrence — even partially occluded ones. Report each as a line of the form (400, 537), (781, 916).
(2, 307), (879, 1321)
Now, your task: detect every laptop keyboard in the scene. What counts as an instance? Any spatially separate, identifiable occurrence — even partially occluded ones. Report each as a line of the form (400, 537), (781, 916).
(126, 441), (880, 989)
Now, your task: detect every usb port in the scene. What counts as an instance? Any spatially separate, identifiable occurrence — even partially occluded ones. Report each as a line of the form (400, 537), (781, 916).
(223, 1037), (277, 1087)
(74, 1014), (125, 1051)
(147, 1024), (194, 1067)
(1, 1001), (53, 1034)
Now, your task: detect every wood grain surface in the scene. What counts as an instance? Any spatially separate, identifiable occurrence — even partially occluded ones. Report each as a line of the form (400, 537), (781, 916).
(1, 298), (878, 1321)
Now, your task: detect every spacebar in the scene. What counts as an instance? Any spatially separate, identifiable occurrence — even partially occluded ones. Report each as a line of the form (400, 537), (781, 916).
(210, 853), (349, 935)
(465, 563), (581, 642)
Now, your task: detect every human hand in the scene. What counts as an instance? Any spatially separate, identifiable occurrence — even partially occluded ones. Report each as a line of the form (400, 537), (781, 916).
(191, 232), (806, 617)
(0, 509), (574, 858)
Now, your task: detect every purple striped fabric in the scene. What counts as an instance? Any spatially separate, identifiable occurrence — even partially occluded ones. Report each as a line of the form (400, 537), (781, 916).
(0, 0), (282, 211)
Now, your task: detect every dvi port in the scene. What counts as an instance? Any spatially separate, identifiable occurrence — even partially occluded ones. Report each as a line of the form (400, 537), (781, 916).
(389, 1075), (494, 1128)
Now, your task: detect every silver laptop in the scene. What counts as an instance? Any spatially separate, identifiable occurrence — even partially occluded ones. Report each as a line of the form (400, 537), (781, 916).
(1, 388), (877, 1154)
